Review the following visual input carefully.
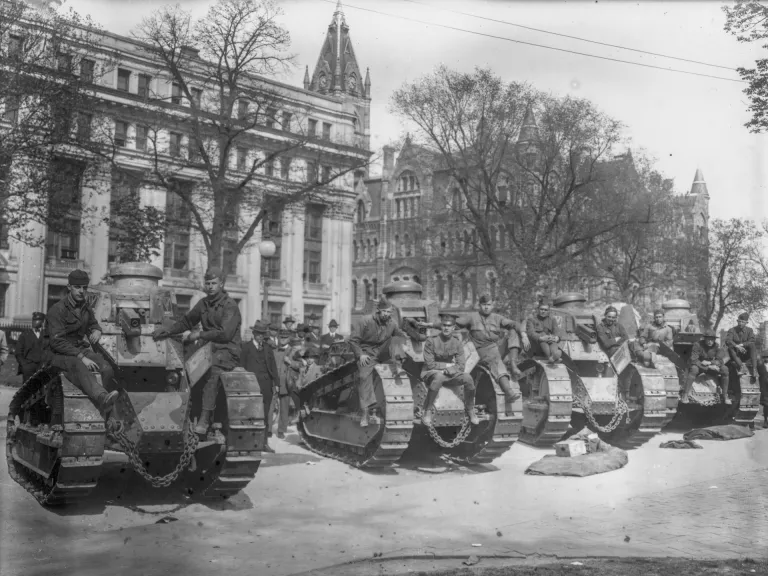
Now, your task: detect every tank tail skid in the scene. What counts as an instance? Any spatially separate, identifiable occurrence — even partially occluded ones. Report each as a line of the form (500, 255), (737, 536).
(6, 372), (106, 506)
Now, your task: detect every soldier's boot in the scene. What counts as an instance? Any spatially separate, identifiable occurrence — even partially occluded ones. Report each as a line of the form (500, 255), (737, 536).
(680, 374), (694, 404)
(498, 376), (522, 405)
(195, 409), (213, 435)
(721, 373), (732, 405)
(464, 387), (480, 426)
(100, 390), (119, 415)
(508, 349), (524, 380)
(421, 388), (439, 426)
(360, 405), (381, 427)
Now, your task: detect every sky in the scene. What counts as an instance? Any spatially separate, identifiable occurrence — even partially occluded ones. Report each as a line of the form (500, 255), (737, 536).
(58, 0), (768, 224)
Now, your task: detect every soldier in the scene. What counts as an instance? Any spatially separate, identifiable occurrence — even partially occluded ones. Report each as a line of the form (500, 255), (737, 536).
(725, 313), (760, 381)
(15, 312), (47, 382)
(240, 321), (279, 451)
(348, 295), (408, 427)
(422, 312), (479, 426)
(526, 302), (565, 364)
(152, 268), (242, 435)
(45, 269), (118, 413)
(684, 328), (729, 404)
(596, 306), (629, 357)
(453, 294), (530, 405)
(633, 309), (675, 367)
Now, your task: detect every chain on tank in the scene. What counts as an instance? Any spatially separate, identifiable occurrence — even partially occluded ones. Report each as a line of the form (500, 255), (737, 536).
(422, 408), (473, 448)
(571, 376), (630, 434)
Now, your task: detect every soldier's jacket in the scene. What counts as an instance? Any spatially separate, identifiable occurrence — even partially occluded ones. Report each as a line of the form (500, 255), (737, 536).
(169, 290), (241, 364)
(46, 294), (102, 357)
(455, 312), (523, 350)
(637, 323), (674, 348)
(526, 316), (565, 343)
(725, 326), (755, 348)
(423, 333), (466, 374)
(596, 321), (628, 355)
(348, 314), (406, 359)
(690, 339), (726, 369)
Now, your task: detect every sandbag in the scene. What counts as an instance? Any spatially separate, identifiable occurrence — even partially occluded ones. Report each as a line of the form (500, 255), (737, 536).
(683, 424), (754, 441)
(525, 439), (628, 477)
(660, 439), (703, 449)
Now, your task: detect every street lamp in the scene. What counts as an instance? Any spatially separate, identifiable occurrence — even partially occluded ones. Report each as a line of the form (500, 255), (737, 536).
(259, 239), (277, 321)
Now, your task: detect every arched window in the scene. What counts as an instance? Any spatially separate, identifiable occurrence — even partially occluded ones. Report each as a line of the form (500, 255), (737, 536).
(436, 272), (446, 305)
(404, 233), (412, 257)
(373, 238), (379, 259)
(456, 231), (463, 255)
(440, 235), (447, 256)
(393, 234), (399, 258)
(356, 199), (365, 223)
(366, 239), (372, 261)
(372, 278), (378, 297)
(352, 278), (358, 309)
(364, 279), (372, 302)
(353, 240), (359, 261)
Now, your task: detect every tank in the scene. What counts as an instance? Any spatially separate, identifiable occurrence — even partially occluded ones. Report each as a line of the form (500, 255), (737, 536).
(295, 281), (521, 468)
(6, 263), (266, 506)
(517, 293), (673, 448)
(656, 300), (759, 427)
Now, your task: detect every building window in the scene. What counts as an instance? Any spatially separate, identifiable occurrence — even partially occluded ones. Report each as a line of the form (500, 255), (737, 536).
(304, 205), (323, 284)
(138, 74), (151, 99)
(0, 283), (7, 317)
(305, 205), (323, 240)
(266, 108), (277, 129)
(135, 125), (148, 151)
(171, 82), (182, 105)
(280, 158), (291, 180)
(373, 278), (378, 298)
(52, 106), (71, 141)
(352, 279), (358, 309)
(80, 59), (94, 83)
(190, 87), (202, 108)
(8, 35), (23, 58)
(322, 166), (332, 182)
(306, 161), (318, 183)
(356, 200), (365, 223)
(236, 147), (248, 171)
(3, 95), (19, 124)
(267, 302), (284, 326)
(303, 250), (321, 283)
(308, 118), (317, 138)
(57, 53), (73, 73)
(46, 284), (68, 313)
(115, 121), (128, 147)
(322, 122), (331, 140)
(164, 186), (192, 271)
(237, 99), (249, 120)
(262, 205), (282, 279)
(76, 113), (92, 142)
(46, 160), (83, 262)
(169, 132), (182, 157)
(281, 111), (292, 131)
(395, 199), (401, 219)
(304, 305), (325, 325)
(223, 236), (238, 275)
(265, 160), (274, 178)
(117, 68), (131, 92)
(364, 279), (372, 302)
(175, 294), (192, 317)
(108, 171), (140, 264)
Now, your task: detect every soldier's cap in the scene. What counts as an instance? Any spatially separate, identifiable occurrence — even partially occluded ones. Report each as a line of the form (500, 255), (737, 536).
(604, 306), (618, 316)
(653, 309), (664, 316)
(32, 312), (46, 321)
(438, 311), (459, 325)
(703, 328), (716, 339)
(328, 319), (339, 328)
(478, 293), (493, 305)
(376, 295), (393, 311)
(283, 316), (296, 324)
(251, 321), (269, 333)
(204, 267), (224, 281)
(538, 300), (550, 308)
(68, 269), (90, 286)
(738, 312), (750, 321)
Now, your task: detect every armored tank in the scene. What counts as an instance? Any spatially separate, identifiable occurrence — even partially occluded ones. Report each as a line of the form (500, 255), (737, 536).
(657, 299), (759, 426)
(6, 263), (266, 505)
(518, 292), (672, 447)
(296, 281), (520, 468)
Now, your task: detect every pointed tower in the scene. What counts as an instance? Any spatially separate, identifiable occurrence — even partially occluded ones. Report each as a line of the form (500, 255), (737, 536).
(517, 106), (539, 148)
(364, 67), (371, 99)
(303, 66), (310, 90)
(689, 168), (709, 198)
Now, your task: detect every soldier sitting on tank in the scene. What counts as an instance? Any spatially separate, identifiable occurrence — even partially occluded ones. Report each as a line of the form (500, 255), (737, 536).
(152, 268), (242, 435)
(725, 313), (764, 383)
(596, 306), (629, 358)
(684, 328), (729, 404)
(632, 309), (675, 367)
(45, 269), (119, 414)
(449, 295), (530, 405)
(526, 302), (565, 364)
(348, 295), (409, 427)
(421, 312), (479, 426)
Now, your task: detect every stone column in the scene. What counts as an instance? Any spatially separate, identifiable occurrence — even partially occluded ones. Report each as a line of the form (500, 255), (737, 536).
(322, 213), (336, 323)
(338, 215), (353, 333)
(79, 168), (111, 283)
(15, 239), (45, 315)
(245, 225), (263, 323)
(286, 206), (305, 320)
(139, 182), (167, 270)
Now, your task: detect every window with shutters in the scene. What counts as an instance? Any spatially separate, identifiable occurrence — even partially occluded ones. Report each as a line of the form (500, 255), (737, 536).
(114, 121), (128, 147)
(46, 160), (84, 262)
(171, 82), (182, 105)
(138, 74), (152, 99)
(80, 59), (94, 83)
(164, 185), (192, 271)
(117, 68), (131, 92)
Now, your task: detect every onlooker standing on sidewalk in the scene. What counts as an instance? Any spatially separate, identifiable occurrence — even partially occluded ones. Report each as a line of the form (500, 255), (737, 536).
(15, 312), (47, 382)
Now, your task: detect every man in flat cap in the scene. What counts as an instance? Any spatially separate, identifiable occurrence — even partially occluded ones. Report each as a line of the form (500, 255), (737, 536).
(16, 312), (47, 382)
(422, 312), (479, 426)
(449, 294), (529, 407)
(152, 267), (242, 435)
(45, 269), (118, 412)
(241, 320), (279, 450)
(684, 328), (729, 404)
(725, 312), (763, 382)
(348, 294), (408, 427)
(632, 309), (675, 368)
(526, 302), (566, 364)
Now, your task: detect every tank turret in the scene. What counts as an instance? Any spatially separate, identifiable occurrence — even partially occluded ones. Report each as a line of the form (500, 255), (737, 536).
(662, 298), (700, 334)
(382, 281), (423, 302)
(552, 292), (587, 311)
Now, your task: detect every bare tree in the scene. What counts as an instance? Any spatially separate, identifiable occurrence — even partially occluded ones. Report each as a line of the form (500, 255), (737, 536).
(122, 0), (369, 275)
(390, 66), (653, 314)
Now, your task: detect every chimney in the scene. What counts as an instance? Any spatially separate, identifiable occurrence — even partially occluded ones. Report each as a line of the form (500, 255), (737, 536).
(382, 146), (395, 181)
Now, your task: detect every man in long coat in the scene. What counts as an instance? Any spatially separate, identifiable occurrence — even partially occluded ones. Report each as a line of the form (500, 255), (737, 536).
(240, 321), (279, 452)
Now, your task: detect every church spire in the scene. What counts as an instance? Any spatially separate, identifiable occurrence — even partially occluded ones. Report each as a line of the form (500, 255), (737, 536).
(308, 0), (364, 97)
(303, 65), (310, 90)
(689, 168), (709, 198)
(517, 106), (539, 145)
(364, 67), (371, 98)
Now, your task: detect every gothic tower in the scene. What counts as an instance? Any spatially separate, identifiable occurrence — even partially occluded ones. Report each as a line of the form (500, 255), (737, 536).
(308, 0), (371, 152)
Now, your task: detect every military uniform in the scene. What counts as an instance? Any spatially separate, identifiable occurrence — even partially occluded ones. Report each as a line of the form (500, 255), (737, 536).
(685, 334), (729, 403)
(526, 315), (565, 362)
(725, 324), (758, 373)
(596, 321), (629, 357)
(632, 321), (675, 364)
(455, 311), (524, 381)
(422, 332), (474, 391)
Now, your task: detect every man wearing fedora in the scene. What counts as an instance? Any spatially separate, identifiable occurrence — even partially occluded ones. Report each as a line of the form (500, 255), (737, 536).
(45, 269), (118, 413)
(16, 311), (47, 382)
(241, 320), (279, 451)
(153, 268), (242, 435)
(320, 319), (344, 349)
(282, 315), (297, 337)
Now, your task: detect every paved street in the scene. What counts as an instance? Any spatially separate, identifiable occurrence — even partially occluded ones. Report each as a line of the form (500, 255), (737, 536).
(1, 384), (767, 576)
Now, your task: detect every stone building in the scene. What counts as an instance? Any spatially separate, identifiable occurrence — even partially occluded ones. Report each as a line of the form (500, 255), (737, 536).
(352, 113), (710, 320)
(0, 1), (371, 333)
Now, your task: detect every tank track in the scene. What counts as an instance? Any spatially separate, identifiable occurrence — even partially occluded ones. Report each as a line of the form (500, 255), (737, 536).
(518, 360), (573, 447)
(733, 371), (760, 426)
(297, 362), (414, 468)
(445, 366), (521, 465)
(6, 371), (106, 506)
(652, 356), (682, 421)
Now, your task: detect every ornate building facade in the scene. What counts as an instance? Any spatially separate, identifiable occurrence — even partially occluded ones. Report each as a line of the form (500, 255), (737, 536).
(0, 1), (371, 333)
